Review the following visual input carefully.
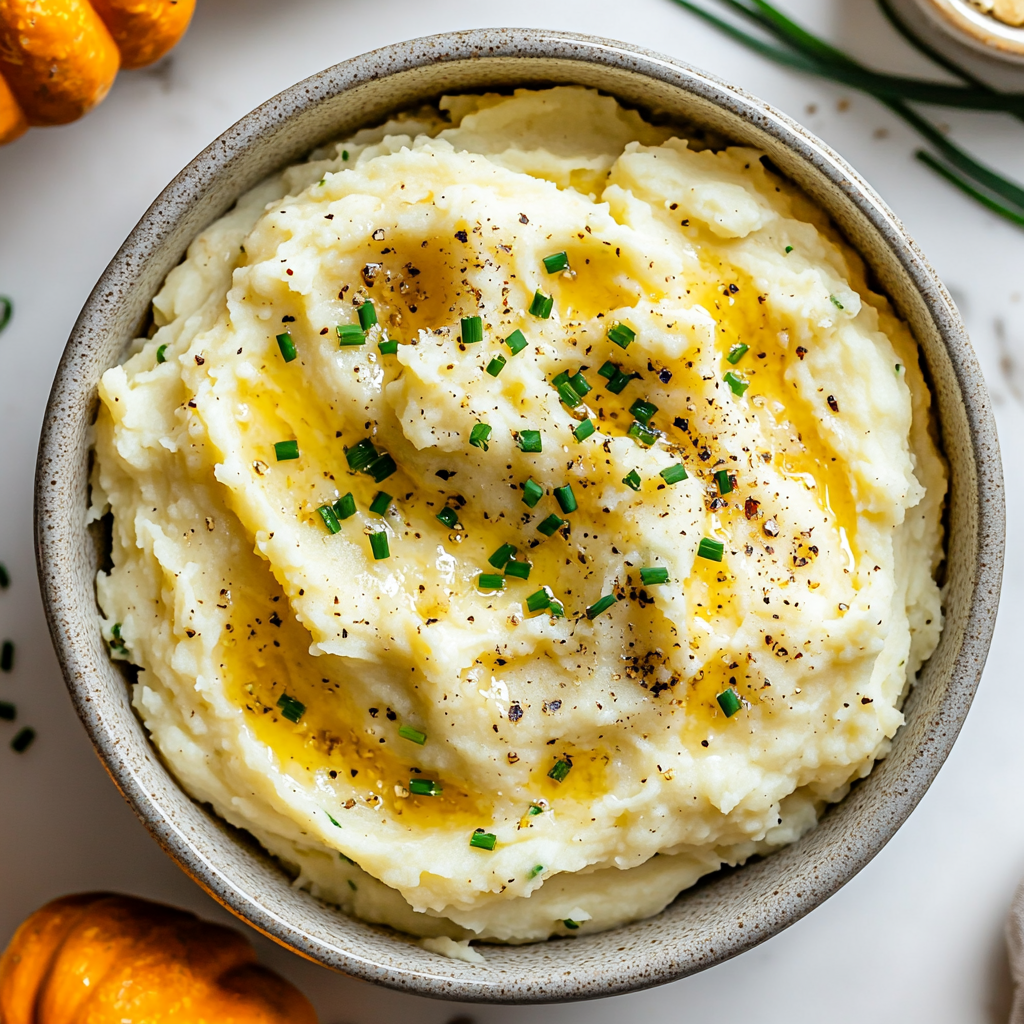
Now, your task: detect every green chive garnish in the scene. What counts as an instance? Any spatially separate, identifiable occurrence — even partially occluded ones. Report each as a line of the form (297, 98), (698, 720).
(518, 430), (542, 453)
(622, 470), (641, 491)
(528, 864), (544, 879)
(597, 361), (617, 380)
(358, 301), (378, 330)
(537, 513), (565, 537)
(0, 641), (12, 673)
(554, 484), (577, 514)
(369, 531), (390, 560)
(526, 588), (552, 613)
(436, 506), (459, 529)
(369, 491), (392, 515)
(366, 453), (396, 483)
(486, 355), (507, 377)
(587, 594), (618, 619)
(0, 296), (11, 335)
(337, 323), (366, 346)
(715, 470), (733, 495)
(325, 811), (342, 827)
(276, 693), (306, 723)
(548, 758), (572, 782)
(605, 367), (636, 395)
(470, 830), (497, 850)
(785, 245), (794, 254)
(378, 338), (398, 355)
(274, 440), (299, 461)
(0, 564), (9, 589)
(11, 727), (34, 754)
(317, 504), (341, 534)
(399, 724), (427, 744)
(697, 538), (724, 562)
(469, 423), (492, 451)
(276, 332), (297, 362)
(505, 329), (528, 355)
(830, 295), (844, 310)
(727, 343), (749, 364)
(478, 573), (506, 591)
(573, 419), (595, 442)
(568, 370), (591, 396)
(607, 323), (636, 349)
(543, 251), (569, 274)
(660, 464), (687, 484)
(549, 600), (565, 618)
(409, 778), (442, 796)
(489, 543), (517, 570)
(505, 560), (531, 581)
(556, 382), (582, 408)
(0, 701), (14, 721)
(529, 291), (553, 319)
(461, 315), (483, 344)
(334, 493), (356, 520)
(723, 371), (749, 396)
(627, 421), (659, 447)
(564, 919), (581, 930)
(527, 804), (544, 816)
(522, 478), (543, 508)
(345, 438), (378, 472)
(156, 344), (168, 363)
(629, 399), (658, 425)
(640, 567), (669, 586)
(717, 688), (742, 717)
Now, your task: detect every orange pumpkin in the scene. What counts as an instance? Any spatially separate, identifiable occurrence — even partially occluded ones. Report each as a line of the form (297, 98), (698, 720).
(0, 0), (194, 142)
(0, 893), (319, 1024)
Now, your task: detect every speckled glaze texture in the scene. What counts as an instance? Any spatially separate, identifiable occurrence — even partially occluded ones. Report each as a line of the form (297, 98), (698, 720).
(35, 29), (1004, 1004)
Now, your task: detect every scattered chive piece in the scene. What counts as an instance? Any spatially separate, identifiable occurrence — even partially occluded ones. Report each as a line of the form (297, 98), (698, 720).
(537, 513), (565, 537)
(548, 758), (572, 782)
(553, 484), (577, 514)
(342, 150), (349, 160)
(607, 323), (636, 349)
(0, 296), (11, 334)
(399, 724), (427, 744)
(522, 478), (544, 508)
(436, 506), (459, 529)
(543, 251), (569, 274)
(552, 371), (570, 387)
(0, 641), (12, 672)
(505, 329), (528, 355)
(0, 701), (13, 721)
(622, 470), (642, 491)
(358, 301), (378, 330)
(477, 573), (506, 591)
(11, 727), (34, 754)
(378, 338), (398, 355)
(697, 538), (725, 562)
(527, 803), (544, 816)
(723, 371), (749, 397)
(469, 423), (492, 451)
(526, 588), (552, 613)
(274, 440), (299, 462)
(409, 778), (442, 796)
(339, 852), (356, 865)
(548, 600), (565, 618)
(156, 343), (168, 364)
(660, 464), (688, 484)
(337, 323), (366, 346)
(461, 315), (483, 344)
(627, 421), (659, 447)
(488, 543), (518, 570)
(109, 624), (127, 655)
(323, 810), (342, 828)
(345, 438), (378, 472)
(573, 419), (596, 442)
(640, 567), (670, 586)
(528, 865), (545, 879)
(717, 688), (742, 717)
(334, 493), (356, 520)
(486, 354), (507, 377)
(518, 430), (542, 453)
(895, 364), (903, 375)
(715, 470), (733, 496)
(276, 332), (297, 362)
(597, 361), (617, 380)
(366, 453), (397, 483)
(629, 399), (658, 425)
(587, 594), (618, 619)
(606, 368), (636, 395)
(727, 343), (749, 365)
(369, 530), (390, 560)
(563, 919), (581, 930)
(276, 693), (306, 723)
(369, 491), (392, 515)
(568, 370), (591, 396)
(505, 560), (531, 581)
(317, 504), (341, 534)
(529, 290), (553, 319)
(785, 245), (794, 254)
(556, 382), (582, 408)
(0, 564), (9, 589)
(830, 295), (845, 310)
(470, 830), (497, 851)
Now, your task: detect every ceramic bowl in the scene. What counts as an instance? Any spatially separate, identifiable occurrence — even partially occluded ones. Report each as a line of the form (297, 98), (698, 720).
(35, 28), (1004, 1003)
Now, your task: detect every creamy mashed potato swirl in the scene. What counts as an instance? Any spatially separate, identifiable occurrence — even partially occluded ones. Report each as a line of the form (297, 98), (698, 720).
(91, 88), (945, 945)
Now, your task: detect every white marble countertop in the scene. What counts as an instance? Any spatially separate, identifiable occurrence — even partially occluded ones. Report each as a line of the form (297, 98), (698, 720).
(1, 1), (1022, 1021)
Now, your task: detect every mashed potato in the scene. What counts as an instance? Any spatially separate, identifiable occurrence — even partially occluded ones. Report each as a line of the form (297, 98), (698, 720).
(90, 87), (945, 946)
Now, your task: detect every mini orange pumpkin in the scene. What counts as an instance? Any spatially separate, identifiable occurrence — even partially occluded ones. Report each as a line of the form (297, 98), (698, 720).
(0, 893), (319, 1024)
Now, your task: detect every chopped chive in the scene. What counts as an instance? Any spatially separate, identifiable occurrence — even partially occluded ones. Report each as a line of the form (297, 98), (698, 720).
(369, 491), (392, 515)
(399, 724), (427, 745)
(554, 484), (577, 514)
(587, 594), (618, 619)
(505, 560), (531, 581)
(552, 371), (570, 388)
(543, 251), (569, 274)
(568, 370), (591, 396)
(518, 430), (542, 453)
(548, 758), (572, 782)
(478, 573), (506, 591)
(528, 864), (545, 879)
(337, 323), (366, 346)
(345, 438), (378, 472)
(470, 830), (497, 850)
(522, 478), (544, 508)
(334, 493), (356, 520)
(409, 778), (442, 796)
(606, 369), (636, 395)
(156, 343), (168, 363)
(526, 588), (552, 613)
(556, 382), (582, 408)
(325, 811), (341, 827)
(488, 543), (518, 570)
(366, 453), (397, 483)
(276, 693), (306, 723)
(0, 296), (11, 334)
(358, 301), (378, 330)
(573, 419), (596, 442)
(369, 530), (390, 560)
(629, 399), (658, 425)
(342, 150), (349, 160)
(597, 361), (618, 380)
(469, 423), (492, 451)
(607, 323), (636, 349)
(317, 504), (341, 534)
(109, 624), (127, 655)
(486, 354), (507, 377)
(527, 803), (544, 816)
(640, 567), (670, 586)
(715, 470), (733, 495)
(11, 727), (34, 754)
(717, 688), (742, 717)
(274, 440), (299, 461)
(276, 332), (297, 362)
(436, 506), (459, 529)
(622, 470), (641, 491)
(537, 513), (565, 537)
(830, 295), (845, 310)
(723, 371), (749, 396)
(727, 343), (749, 365)
(529, 290), (553, 319)
(0, 564), (9, 589)
(378, 338), (398, 355)
(548, 599), (565, 618)
(505, 329), (528, 355)
(563, 919), (580, 930)
(785, 245), (794, 254)
(627, 421), (659, 447)
(895, 364), (903, 375)
(0, 641), (12, 672)
(660, 464), (688, 484)
(461, 315), (483, 345)
(697, 538), (724, 562)
(0, 701), (13, 721)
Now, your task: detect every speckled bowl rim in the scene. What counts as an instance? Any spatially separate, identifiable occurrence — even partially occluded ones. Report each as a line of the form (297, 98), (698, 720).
(35, 28), (1004, 1003)
(914, 0), (1024, 61)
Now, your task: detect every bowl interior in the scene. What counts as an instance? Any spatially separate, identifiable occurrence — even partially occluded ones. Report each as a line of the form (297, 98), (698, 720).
(34, 29), (1003, 1003)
